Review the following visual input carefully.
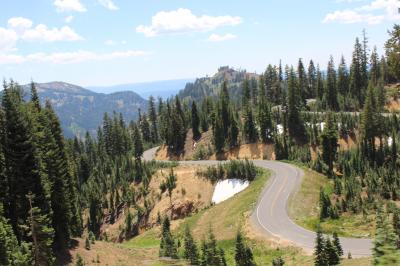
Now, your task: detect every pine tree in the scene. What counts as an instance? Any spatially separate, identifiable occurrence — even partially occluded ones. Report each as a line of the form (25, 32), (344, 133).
(287, 67), (307, 142)
(370, 46), (380, 86)
(337, 56), (349, 96)
(297, 58), (308, 101)
(316, 65), (324, 101)
(235, 232), (255, 266)
(0, 205), (32, 266)
(2, 84), (51, 242)
(373, 209), (400, 265)
(132, 123), (143, 161)
(332, 232), (343, 257)
(326, 56), (338, 110)
(26, 193), (54, 266)
(350, 37), (364, 106)
(148, 96), (159, 143)
(159, 217), (177, 258)
(191, 102), (201, 140)
(139, 113), (151, 143)
(42, 101), (76, 248)
(213, 109), (225, 154)
(183, 225), (199, 265)
(242, 105), (258, 144)
(361, 82), (380, 161)
(325, 237), (340, 265)
(308, 60), (317, 98)
(258, 76), (272, 143)
(242, 78), (251, 107)
(320, 112), (338, 174)
(228, 110), (239, 148)
(314, 229), (326, 266)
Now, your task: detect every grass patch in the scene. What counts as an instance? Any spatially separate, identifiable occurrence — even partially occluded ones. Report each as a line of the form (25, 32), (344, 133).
(176, 169), (269, 239)
(288, 164), (374, 238)
(121, 228), (160, 248)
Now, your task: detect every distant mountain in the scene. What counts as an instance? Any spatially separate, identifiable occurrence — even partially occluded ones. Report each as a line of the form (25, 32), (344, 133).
(178, 66), (259, 102)
(87, 78), (193, 99)
(19, 82), (147, 138)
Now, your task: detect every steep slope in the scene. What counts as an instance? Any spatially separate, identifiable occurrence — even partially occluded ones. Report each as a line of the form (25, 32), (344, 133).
(178, 66), (259, 102)
(20, 82), (147, 137)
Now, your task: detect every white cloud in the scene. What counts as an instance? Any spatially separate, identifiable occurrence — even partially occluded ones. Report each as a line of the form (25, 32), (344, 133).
(0, 28), (18, 53)
(0, 50), (150, 64)
(7, 17), (33, 32)
(323, 10), (384, 24)
(358, 0), (400, 20)
(136, 8), (242, 37)
(323, 0), (400, 24)
(22, 25), (83, 42)
(105, 39), (116, 46)
(54, 0), (86, 12)
(65, 16), (74, 23)
(208, 33), (237, 42)
(98, 0), (119, 10)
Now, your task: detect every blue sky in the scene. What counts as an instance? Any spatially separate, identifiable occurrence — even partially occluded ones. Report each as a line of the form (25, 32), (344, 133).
(0, 0), (399, 87)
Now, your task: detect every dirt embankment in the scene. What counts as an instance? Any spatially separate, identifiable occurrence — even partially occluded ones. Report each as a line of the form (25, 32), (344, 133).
(100, 164), (214, 242)
(155, 129), (359, 162)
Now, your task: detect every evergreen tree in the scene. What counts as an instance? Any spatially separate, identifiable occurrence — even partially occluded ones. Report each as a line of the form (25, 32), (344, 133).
(159, 217), (178, 258)
(325, 237), (340, 265)
(213, 108), (225, 154)
(308, 60), (317, 98)
(191, 102), (201, 140)
(287, 67), (307, 142)
(297, 58), (308, 101)
(228, 110), (239, 148)
(148, 96), (159, 143)
(320, 112), (338, 174)
(361, 82), (380, 161)
(385, 24), (400, 82)
(349, 37), (364, 106)
(2, 84), (50, 242)
(242, 78), (251, 107)
(337, 56), (349, 96)
(235, 232), (255, 266)
(314, 229), (326, 266)
(370, 46), (380, 86)
(0, 205), (32, 266)
(139, 113), (151, 143)
(332, 232), (343, 257)
(258, 76), (272, 143)
(242, 105), (258, 144)
(373, 209), (400, 265)
(26, 193), (54, 266)
(42, 102), (76, 248)
(183, 225), (199, 265)
(326, 56), (338, 110)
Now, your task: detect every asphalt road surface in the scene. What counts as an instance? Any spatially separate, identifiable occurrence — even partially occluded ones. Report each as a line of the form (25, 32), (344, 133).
(143, 147), (373, 257)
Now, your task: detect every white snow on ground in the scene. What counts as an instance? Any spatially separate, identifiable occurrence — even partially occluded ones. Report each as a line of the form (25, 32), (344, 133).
(212, 179), (249, 204)
(277, 124), (283, 135)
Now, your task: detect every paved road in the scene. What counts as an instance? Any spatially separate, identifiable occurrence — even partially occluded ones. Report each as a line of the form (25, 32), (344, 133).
(143, 147), (373, 257)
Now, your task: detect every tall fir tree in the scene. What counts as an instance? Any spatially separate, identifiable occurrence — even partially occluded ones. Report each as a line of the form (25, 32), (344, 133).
(191, 101), (201, 140)
(326, 56), (338, 111)
(2, 84), (51, 242)
(320, 112), (338, 174)
(148, 96), (159, 143)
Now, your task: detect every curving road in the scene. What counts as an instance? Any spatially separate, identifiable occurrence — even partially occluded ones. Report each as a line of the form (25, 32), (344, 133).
(143, 147), (372, 257)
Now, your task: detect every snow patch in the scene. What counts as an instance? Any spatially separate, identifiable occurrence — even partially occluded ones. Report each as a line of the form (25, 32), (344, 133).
(212, 179), (249, 204)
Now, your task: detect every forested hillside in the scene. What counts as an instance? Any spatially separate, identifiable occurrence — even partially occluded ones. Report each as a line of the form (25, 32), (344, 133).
(16, 82), (148, 138)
